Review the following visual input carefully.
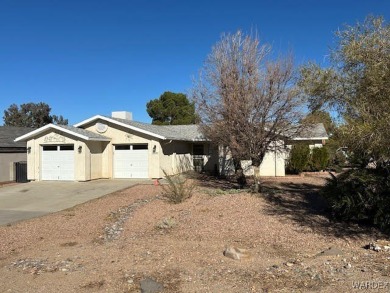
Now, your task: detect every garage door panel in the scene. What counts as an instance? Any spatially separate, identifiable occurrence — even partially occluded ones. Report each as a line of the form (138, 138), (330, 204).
(114, 146), (148, 178)
(41, 145), (75, 181)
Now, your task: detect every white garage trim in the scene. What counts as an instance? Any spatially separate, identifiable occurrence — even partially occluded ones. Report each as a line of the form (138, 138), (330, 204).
(113, 144), (149, 178)
(41, 145), (75, 180)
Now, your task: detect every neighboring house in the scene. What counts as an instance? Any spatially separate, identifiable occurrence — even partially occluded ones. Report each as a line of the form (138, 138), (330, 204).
(220, 123), (329, 177)
(15, 111), (328, 181)
(0, 126), (34, 182)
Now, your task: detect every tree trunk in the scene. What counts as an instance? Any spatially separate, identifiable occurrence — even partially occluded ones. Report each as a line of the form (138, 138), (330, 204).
(233, 158), (247, 189)
(253, 166), (261, 193)
(236, 168), (247, 189)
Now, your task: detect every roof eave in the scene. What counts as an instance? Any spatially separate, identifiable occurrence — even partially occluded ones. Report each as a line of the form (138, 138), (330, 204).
(14, 124), (110, 142)
(14, 124), (55, 142)
(87, 138), (111, 142)
(292, 137), (329, 141)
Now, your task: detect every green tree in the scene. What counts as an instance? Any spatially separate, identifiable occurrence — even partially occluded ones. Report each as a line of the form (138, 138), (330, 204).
(3, 102), (68, 128)
(299, 15), (390, 232)
(301, 110), (336, 135)
(299, 15), (390, 169)
(146, 92), (197, 125)
(310, 147), (329, 171)
(287, 144), (310, 174)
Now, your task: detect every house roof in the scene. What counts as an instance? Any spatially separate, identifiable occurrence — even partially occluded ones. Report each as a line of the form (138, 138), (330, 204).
(292, 123), (328, 140)
(0, 126), (35, 148)
(14, 124), (111, 142)
(16, 115), (327, 144)
(75, 115), (207, 141)
(111, 118), (206, 141)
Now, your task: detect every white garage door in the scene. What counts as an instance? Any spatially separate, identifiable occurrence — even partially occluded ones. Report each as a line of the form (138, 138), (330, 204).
(114, 144), (148, 178)
(41, 145), (75, 180)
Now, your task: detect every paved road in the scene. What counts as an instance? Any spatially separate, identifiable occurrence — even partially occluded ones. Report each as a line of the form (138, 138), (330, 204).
(0, 179), (151, 226)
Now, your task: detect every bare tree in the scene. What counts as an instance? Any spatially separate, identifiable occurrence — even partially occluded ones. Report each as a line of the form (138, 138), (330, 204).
(192, 31), (304, 190)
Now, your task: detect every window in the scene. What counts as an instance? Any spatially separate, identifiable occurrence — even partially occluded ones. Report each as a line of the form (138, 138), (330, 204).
(43, 146), (58, 151)
(133, 144), (148, 150)
(193, 144), (204, 155)
(60, 145), (74, 151)
(115, 145), (131, 150)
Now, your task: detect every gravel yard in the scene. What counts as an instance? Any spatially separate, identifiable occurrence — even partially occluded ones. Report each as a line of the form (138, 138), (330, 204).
(1, 175), (389, 292)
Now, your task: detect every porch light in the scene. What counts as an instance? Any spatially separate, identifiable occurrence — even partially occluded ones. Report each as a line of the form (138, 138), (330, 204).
(78, 146), (82, 153)
(153, 145), (157, 153)
(27, 146), (31, 154)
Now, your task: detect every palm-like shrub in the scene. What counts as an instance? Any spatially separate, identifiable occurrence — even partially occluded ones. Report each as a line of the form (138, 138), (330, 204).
(322, 168), (390, 232)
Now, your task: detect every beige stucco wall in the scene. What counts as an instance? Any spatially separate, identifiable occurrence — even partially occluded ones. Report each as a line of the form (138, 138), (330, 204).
(259, 149), (286, 176)
(219, 141), (287, 177)
(88, 141), (105, 180)
(159, 141), (193, 177)
(83, 120), (160, 179)
(25, 121), (199, 181)
(0, 152), (27, 182)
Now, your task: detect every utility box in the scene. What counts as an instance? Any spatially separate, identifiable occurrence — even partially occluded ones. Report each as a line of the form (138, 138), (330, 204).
(15, 161), (28, 183)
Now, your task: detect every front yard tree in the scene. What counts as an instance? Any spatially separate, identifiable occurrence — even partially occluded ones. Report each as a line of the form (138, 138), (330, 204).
(146, 91), (197, 125)
(299, 16), (390, 232)
(299, 15), (390, 168)
(3, 102), (68, 127)
(192, 31), (304, 190)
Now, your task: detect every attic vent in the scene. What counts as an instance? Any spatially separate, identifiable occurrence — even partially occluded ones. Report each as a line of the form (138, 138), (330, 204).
(112, 111), (132, 120)
(95, 122), (108, 133)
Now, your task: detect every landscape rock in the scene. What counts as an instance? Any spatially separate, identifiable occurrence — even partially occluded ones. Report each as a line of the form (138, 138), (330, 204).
(223, 246), (251, 260)
(364, 240), (390, 252)
(10, 258), (82, 274)
(103, 198), (155, 242)
(140, 277), (164, 293)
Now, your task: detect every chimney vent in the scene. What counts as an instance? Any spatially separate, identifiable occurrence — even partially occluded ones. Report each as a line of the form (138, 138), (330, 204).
(112, 111), (132, 120)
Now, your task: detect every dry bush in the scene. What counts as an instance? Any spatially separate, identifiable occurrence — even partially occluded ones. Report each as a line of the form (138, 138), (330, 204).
(161, 170), (195, 204)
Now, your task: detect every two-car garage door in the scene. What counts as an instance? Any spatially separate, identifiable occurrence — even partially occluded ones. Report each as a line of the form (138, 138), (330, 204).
(113, 144), (148, 178)
(41, 145), (75, 180)
(40, 144), (149, 180)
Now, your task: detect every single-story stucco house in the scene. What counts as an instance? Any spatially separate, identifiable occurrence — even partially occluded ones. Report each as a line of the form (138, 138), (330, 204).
(15, 111), (328, 181)
(0, 126), (34, 182)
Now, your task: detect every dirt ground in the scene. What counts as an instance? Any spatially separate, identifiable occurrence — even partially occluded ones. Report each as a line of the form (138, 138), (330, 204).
(1, 174), (389, 292)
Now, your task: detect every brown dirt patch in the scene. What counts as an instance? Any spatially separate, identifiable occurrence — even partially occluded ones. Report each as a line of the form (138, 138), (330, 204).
(0, 177), (389, 292)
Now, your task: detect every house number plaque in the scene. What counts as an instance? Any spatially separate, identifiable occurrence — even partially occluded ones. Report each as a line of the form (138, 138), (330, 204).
(44, 134), (66, 143)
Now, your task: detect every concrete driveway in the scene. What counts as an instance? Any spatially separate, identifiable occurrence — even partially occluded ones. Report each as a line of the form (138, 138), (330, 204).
(0, 179), (152, 226)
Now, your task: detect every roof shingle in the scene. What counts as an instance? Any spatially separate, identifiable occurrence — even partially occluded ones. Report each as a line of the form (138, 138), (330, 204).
(109, 117), (206, 141)
(0, 126), (35, 148)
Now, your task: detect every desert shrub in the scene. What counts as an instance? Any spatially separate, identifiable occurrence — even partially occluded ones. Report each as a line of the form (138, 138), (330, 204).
(156, 217), (177, 229)
(322, 168), (390, 233)
(310, 147), (329, 171)
(287, 144), (310, 174)
(161, 170), (195, 204)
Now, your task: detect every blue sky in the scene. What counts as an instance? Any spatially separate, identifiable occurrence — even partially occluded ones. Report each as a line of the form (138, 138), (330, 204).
(1, 0), (389, 125)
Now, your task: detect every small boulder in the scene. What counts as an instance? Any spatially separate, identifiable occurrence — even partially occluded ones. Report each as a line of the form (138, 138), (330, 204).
(223, 246), (251, 260)
(140, 277), (163, 293)
(365, 242), (382, 252)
